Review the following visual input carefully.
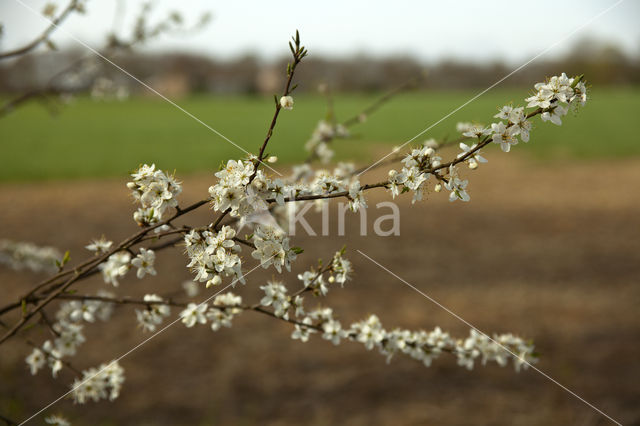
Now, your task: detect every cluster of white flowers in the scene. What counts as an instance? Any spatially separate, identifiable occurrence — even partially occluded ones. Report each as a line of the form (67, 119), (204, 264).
(71, 360), (125, 404)
(288, 308), (536, 372)
(179, 292), (243, 331)
(386, 74), (587, 206)
(209, 159), (289, 218)
(283, 164), (361, 214)
(526, 73), (587, 124)
(486, 107), (531, 153)
(135, 294), (171, 332)
(251, 225), (299, 273)
(209, 159), (255, 216)
(461, 73), (587, 154)
(453, 329), (537, 371)
(387, 143), (439, 203)
(98, 251), (131, 286)
(304, 120), (348, 163)
(127, 164), (182, 226)
(184, 225), (244, 287)
(0, 239), (61, 273)
(26, 292), (115, 377)
(15, 69), (587, 413)
(260, 281), (291, 319)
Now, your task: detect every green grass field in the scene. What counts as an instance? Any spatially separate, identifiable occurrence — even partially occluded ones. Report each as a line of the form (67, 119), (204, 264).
(0, 87), (638, 181)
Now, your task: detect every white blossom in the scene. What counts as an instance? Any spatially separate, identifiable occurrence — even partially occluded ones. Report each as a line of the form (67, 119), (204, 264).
(85, 236), (112, 254)
(71, 361), (124, 403)
(26, 348), (46, 375)
(322, 319), (348, 345)
(462, 124), (490, 139)
(298, 270), (328, 296)
(184, 225), (244, 287)
(260, 281), (290, 319)
(347, 179), (367, 212)
(180, 303), (208, 328)
(490, 121), (518, 153)
(98, 251), (130, 286)
(351, 315), (385, 350)
(331, 252), (352, 286)
(457, 142), (488, 169)
(291, 317), (316, 342)
(508, 107), (533, 142)
(292, 295), (305, 317)
(251, 225), (298, 273)
(131, 248), (156, 279)
(541, 104), (568, 126)
(444, 165), (470, 202)
(494, 105), (514, 120)
(42, 340), (64, 377)
(68, 300), (97, 323)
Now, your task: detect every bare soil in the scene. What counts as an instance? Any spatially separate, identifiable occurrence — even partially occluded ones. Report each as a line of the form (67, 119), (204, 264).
(0, 155), (639, 425)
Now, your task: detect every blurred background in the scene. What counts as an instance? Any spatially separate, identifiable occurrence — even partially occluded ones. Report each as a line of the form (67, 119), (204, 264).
(0, 1), (639, 425)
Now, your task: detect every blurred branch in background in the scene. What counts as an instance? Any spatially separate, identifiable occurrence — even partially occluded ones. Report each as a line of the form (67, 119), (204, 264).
(0, 1), (211, 119)
(0, 0), (83, 61)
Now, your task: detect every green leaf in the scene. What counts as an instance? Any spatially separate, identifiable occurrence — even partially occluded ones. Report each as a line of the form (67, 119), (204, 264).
(291, 246), (304, 254)
(571, 74), (584, 88)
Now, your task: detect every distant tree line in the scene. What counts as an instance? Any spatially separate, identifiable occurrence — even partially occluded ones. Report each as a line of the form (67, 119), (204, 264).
(0, 37), (637, 96)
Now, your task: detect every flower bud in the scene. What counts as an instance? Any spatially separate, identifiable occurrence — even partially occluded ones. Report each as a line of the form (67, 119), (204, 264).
(206, 275), (222, 288)
(434, 183), (442, 192)
(280, 96), (294, 110)
(267, 156), (278, 163)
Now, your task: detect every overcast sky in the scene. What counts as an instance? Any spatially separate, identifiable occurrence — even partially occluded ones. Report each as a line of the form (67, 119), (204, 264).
(1, 0), (639, 63)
